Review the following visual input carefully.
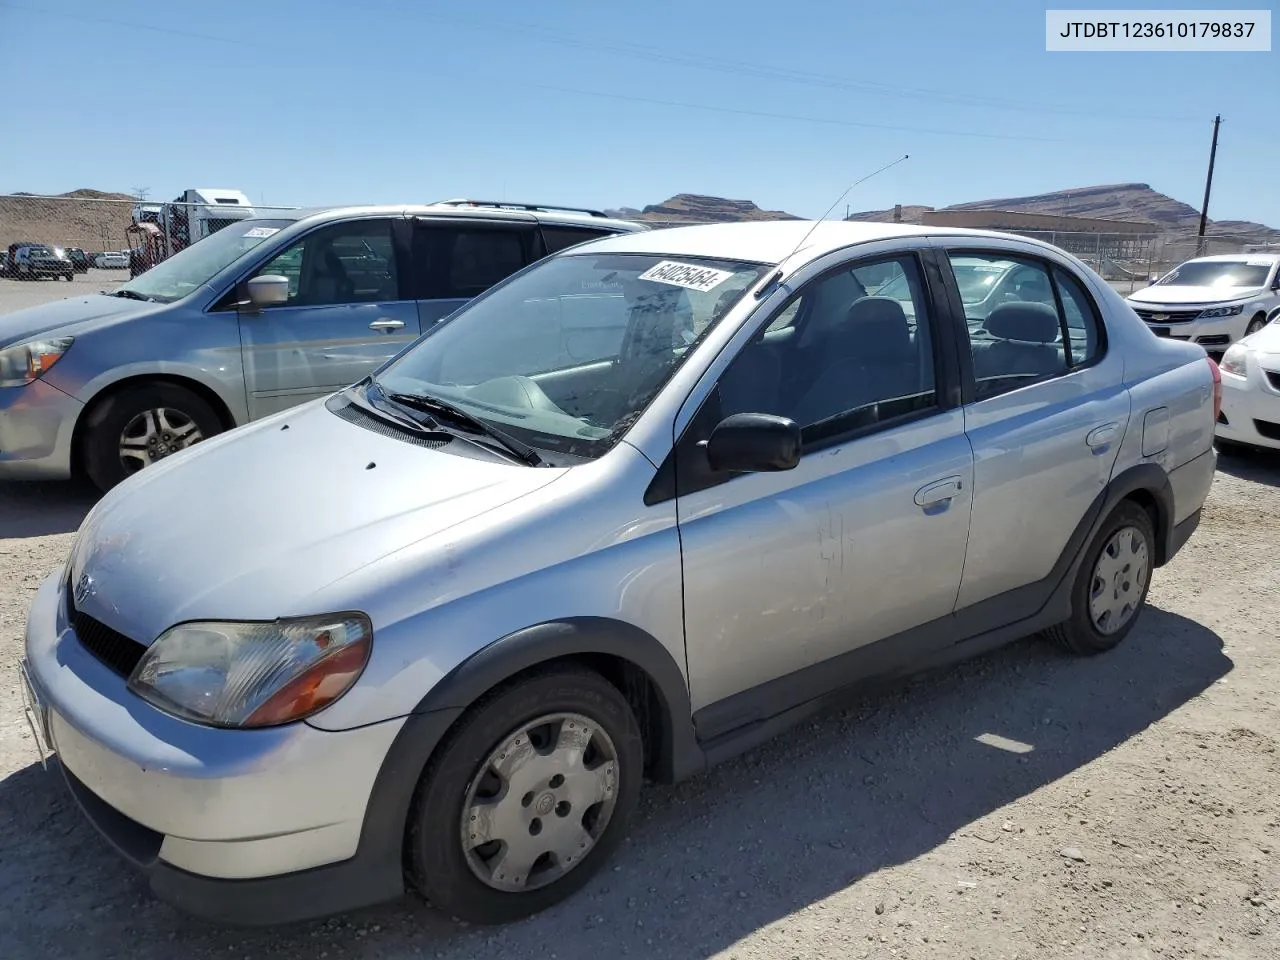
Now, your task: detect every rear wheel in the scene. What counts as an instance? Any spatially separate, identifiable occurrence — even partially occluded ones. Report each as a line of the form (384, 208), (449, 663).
(82, 382), (223, 492)
(1043, 500), (1155, 656)
(407, 665), (643, 924)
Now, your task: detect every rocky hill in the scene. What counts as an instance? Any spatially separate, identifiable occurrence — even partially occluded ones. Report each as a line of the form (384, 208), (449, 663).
(0, 189), (135, 251)
(605, 193), (801, 224)
(848, 183), (1279, 240)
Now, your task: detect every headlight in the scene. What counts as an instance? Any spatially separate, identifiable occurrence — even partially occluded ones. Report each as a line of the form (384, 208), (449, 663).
(128, 613), (372, 728)
(1198, 305), (1245, 319)
(0, 336), (74, 387)
(1219, 343), (1249, 378)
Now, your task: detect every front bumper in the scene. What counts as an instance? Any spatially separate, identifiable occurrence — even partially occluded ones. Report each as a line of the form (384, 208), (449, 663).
(1129, 309), (1245, 351)
(21, 570), (445, 924)
(1217, 356), (1280, 451)
(0, 379), (82, 480)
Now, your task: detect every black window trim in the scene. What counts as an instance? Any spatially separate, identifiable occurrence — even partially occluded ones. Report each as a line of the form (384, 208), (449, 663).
(644, 244), (962, 505)
(208, 214), (410, 313)
(932, 245), (1110, 406)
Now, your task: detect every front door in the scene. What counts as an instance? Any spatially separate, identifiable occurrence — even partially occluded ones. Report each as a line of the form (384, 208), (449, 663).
(675, 249), (974, 733)
(239, 217), (420, 418)
(937, 246), (1131, 612)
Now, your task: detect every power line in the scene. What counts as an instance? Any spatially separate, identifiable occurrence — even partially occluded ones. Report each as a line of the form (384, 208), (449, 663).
(0, 1), (269, 47)
(410, 9), (1195, 125)
(530, 83), (1073, 143)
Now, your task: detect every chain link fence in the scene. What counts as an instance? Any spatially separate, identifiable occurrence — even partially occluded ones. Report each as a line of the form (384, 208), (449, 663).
(0, 193), (297, 277)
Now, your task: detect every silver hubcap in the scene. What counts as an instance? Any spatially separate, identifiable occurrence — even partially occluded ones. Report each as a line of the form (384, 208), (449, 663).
(119, 407), (204, 473)
(461, 713), (619, 893)
(1088, 525), (1150, 635)
(1247, 319), (1265, 335)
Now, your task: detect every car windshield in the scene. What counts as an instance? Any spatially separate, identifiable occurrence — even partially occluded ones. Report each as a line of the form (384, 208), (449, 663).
(1156, 260), (1271, 288)
(28, 246), (54, 256)
(116, 218), (294, 303)
(372, 252), (770, 461)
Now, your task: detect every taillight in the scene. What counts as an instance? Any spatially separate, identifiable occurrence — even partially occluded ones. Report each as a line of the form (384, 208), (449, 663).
(1206, 355), (1222, 423)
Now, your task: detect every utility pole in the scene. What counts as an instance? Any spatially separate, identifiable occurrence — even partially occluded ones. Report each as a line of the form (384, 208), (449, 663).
(1196, 114), (1221, 257)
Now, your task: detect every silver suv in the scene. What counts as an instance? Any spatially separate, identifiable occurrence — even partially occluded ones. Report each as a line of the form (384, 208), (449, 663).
(21, 221), (1217, 926)
(0, 200), (644, 489)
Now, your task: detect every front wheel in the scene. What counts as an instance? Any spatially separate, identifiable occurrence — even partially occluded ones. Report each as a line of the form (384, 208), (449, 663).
(407, 666), (643, 924)
(81, 382), (224, 492)
(1245, 314), (1267, 337)
(1043, 500), (1155, 655)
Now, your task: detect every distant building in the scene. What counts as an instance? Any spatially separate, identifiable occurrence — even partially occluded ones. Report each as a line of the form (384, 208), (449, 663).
(919, 208), (1156, 264)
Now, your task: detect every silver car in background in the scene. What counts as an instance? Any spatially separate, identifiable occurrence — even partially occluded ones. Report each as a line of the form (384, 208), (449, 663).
(0, 201), (643, 489)
(22, 220), (1216, 927)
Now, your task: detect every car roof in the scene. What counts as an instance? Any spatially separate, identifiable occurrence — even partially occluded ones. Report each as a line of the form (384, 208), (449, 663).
(275, 203), (645, 234)
(1180, 253), (1280, 264)
(572, 219), (1063, 268)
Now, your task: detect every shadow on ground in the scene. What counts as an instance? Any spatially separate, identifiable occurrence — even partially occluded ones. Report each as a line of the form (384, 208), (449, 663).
(0, 481), (97, 539)
(1216, 444), (1280, 488)
(0, 606), (1230, 960)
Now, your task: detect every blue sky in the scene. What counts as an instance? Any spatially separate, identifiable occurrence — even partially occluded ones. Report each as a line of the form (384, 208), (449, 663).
(1, 0), (1277, 226)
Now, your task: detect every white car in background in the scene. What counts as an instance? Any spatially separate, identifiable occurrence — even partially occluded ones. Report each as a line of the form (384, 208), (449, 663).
(1126, 254), (1280, 353)
(1216, 316), (1280, 451)
(94, 251), (129, 269)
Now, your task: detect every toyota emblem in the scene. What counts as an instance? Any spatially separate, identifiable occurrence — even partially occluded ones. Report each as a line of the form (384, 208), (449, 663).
(73, 572), (94, 607)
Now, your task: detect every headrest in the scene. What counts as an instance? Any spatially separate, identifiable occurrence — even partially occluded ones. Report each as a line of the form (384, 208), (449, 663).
(846, 296), (912, 361)
(985, 302), (1060, 344)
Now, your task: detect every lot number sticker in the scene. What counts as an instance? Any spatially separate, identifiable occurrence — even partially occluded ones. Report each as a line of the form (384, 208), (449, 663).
(638, 261), (733, 292)
(244, 227), (280, 239)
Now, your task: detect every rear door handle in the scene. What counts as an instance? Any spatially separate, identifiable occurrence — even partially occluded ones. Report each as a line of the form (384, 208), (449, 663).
(914, 476), (963, 508)
(369, 318), (405, 333)
(1086, 422), (1119, 453)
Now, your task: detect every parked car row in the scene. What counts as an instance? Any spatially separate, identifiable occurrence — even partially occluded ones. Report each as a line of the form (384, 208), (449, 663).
(2, 242), (75, 281)
(15, 205), (1221, 927)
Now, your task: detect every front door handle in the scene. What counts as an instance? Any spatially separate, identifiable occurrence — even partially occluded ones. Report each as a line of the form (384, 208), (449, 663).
(1086, 422), (1120, 453)
(369, 318), (405, 333)
(914, 476), (963, 508)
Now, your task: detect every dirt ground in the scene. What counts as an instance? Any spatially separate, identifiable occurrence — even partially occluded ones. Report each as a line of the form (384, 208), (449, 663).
(1, 453), (1278, 960)
(0, 269), (126, 315)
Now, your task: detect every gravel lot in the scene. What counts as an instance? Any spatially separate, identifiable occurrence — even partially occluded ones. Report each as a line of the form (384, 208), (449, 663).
(0, 268), (126, 315)
(1, 428), (1278, 955)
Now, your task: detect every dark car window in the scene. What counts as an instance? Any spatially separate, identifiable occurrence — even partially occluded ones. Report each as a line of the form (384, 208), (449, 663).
(717, 254), (938, 446)
(251, 220), (399, 307)
(541, 226), (618, 255)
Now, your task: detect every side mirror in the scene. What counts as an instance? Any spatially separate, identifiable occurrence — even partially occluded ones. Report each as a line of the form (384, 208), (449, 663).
(247, 274), (290, 307)
(703, 413), (801, 473)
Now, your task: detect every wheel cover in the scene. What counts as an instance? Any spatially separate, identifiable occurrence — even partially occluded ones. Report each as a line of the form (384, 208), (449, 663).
(1088, 525), (1150, 635)
(460, 712), (620, 893)
(118, 407), (205, 474)
(1246, 318), (1265, 336)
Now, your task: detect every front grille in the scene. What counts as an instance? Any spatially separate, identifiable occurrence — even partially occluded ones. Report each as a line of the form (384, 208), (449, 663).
(1134, 308), (1202, 324)
(66, 581), (146, 678)
(1266, 371), (1280, 392)
(1254, 419), (1280, 442)
(329, 399), (453, 449)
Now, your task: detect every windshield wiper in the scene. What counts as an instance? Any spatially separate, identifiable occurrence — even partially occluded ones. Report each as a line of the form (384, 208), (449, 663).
(109, 289), (152, 301)
(386, 391), (542, 466)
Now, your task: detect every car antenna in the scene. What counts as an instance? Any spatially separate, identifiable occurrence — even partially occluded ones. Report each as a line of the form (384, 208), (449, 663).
(756, 153), (910, 298)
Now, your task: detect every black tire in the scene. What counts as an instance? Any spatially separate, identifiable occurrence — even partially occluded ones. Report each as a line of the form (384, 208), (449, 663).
(82, 382), (223, 492)
(1043, 500), (1155, 656)
(407, 665), (643, 924)
(1245, 314), (1267, 337)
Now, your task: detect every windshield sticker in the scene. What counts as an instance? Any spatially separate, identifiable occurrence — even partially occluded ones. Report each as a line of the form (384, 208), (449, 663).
(243, 227), (280, 239)
(1246, 259), (1274, 266)
(638, 261), (734, 292)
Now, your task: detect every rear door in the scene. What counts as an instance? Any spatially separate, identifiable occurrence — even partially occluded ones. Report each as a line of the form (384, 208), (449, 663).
(935, 243), (1130, 614)
(409, 218), (538, 331)
(237, 217), (420, 418)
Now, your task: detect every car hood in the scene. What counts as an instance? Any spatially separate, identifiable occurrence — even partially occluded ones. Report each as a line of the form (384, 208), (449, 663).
(1127, 285), (1264, 307)
(0, 294), (162, 348)
(66, 397), (567, 646)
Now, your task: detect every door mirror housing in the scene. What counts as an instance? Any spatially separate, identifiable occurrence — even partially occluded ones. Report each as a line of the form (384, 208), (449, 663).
(247, 274), (290, 307)
(703, 413), (801, 473)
